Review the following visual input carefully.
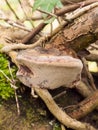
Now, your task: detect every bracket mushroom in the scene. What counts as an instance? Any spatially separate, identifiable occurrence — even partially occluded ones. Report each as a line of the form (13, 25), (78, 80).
(16, 47), (83, 95)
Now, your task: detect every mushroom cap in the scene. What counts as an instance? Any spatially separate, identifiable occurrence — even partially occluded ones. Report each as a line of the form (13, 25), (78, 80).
(17, 49), (82, 68)
(16, 49), (83, 89)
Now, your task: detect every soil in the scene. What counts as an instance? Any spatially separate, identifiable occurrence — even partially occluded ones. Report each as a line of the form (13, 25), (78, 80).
(0, 88), (53, 130)
(0, 85), (98, 130)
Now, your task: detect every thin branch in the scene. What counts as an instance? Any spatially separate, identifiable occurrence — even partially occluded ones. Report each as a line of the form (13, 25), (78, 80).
(11, 82), (20, 115)
(18, 0), (28, 18)
(2, 0), (95, 46)
(8, 63), (20, 116)
(90, 44), (98, 50)
(0, 66), (20, 115)
(86, 54), (98, 62)
(34, 87), (95, 130)
(61, 124), (66, 130)
(5, 0), (19, 19)
(61, 0), (75, 4)
(1, 2), (98, 52)
(67, 90), (98, 120)
(53, 90), (66, 100)
(81, 58), (97, 91)
(0, 16), (31, 32)
(21, 22), (46, 44)
(65, 2), (98, 20)
(8, 62), (14, 81)
(14, 89), (20, 115)
(1, 36), (49, 53)
(17, 0), (34, 27)
(75, 81), (92, 97)
(37, 9), (57, 18)
(56, 0), (98, 16)
(0, 69), (12, 83)
(21, 2), (98, 45)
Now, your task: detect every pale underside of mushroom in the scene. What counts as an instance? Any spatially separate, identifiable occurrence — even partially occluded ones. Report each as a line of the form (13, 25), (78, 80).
(16, 48), (83, 95)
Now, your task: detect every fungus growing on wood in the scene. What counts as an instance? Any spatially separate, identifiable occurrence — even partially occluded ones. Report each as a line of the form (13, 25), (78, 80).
(16, 48), (83, 96)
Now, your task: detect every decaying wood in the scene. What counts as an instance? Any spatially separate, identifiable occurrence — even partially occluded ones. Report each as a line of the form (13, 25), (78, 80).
(48, 6), (98, 52)
(20, 0), (98, 44)
(1, 4), (98, 53)
(81, 58), (97, 91)
(57, 0), (98, 16)
(86, 54), (98, 62)
(34, 87), (96, 130)
(21, 22), (46, 44)
(67, 90), (98, 119)
(75, 81), (92, 97)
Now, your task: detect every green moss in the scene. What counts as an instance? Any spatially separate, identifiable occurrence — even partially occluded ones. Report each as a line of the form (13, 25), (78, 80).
(0, 53), (17, 100)
(53, 123), (61, 130)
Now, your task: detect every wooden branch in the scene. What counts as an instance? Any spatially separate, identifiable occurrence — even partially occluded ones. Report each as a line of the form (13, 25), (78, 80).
(20, 0), (98, 44)
(86, 54), (98, 62)
(52, 6), (98, 52)
(5, 0), (19, 19)
(61, 0), (84, 5)
(1, 36), (49, 53)
(81, 58), (97, 91)
(56, 0), (98, 16)
(67, 90), (98, 120)
(34, 87), (96, 130)
(65, 2), (98, 20)
(37, 9), (57, 18)
(21, 22), (46, 44)
(0, 16), (31, 32)
(75, 81), (92, 97)
(2, 3), (98, 53)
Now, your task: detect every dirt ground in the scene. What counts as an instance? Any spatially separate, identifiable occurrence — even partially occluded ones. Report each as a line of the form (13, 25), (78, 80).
(0, 88), (53, 130)
(0, 85), (98, 130)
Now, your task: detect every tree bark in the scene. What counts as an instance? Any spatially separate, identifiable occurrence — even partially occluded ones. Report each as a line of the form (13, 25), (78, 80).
(46, 6), (98, 52)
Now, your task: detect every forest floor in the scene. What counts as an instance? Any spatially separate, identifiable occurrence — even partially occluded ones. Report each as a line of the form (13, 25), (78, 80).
(0, 79), (98, 130)
(0, 88), (53, 130)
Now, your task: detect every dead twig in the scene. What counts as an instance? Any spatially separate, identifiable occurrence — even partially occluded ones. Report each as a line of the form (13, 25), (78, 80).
(65, 2), (98, 20)
(56, 0), (98, 16)
(21, 22), (46, 44)
(75, 81), (92, 97)
(67, 90), (98, 120)
(0, 65), (20, 116)
(81, 58), (97, 91)
(37, 9), (57, 18)
(17, 0), (34, 27)
(0, 16), (31, 32)
(53, 90), (66, 100)
(86, 54), (98, 62)
(2, 2), (98, 52)
(34, 87), (95, 130)
(8, 63), (20, 115)
(5, 0), (19, 19)
(13, 1), (98, 45)
(61, 124), (66, 130)
(1, 35), (49, 53)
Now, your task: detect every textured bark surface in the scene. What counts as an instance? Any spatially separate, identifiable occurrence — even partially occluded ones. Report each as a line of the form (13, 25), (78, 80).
(46, 7), (98, 52)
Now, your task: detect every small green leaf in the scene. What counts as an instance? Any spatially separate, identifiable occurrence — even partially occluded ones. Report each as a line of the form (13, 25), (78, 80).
(56, 0), (63, 8)
(32, 0), (63, 17)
